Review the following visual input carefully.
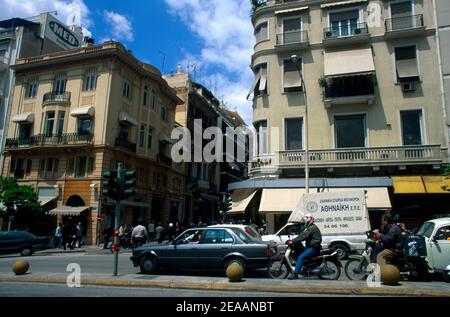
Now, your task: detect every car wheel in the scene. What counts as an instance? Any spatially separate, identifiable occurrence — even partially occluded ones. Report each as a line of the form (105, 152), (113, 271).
(139, 255), (158, 274)
(21, 247), (33, 257)
(331, 244), (349, 260)
(225, 258), (246, 276)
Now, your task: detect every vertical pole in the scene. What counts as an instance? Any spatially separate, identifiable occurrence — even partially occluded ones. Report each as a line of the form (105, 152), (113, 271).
(303, 77), (309, 194)
(113, 163), (123, 277)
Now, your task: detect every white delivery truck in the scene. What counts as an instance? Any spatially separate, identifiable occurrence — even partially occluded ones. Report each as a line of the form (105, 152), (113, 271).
(262, 190), (370, 259)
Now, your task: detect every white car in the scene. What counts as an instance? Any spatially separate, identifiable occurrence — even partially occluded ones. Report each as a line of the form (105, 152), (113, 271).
(262, 222), (366, 259)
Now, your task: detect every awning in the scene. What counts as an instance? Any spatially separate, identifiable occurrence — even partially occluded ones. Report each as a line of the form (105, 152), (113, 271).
(70, 106), (95, 118)
(259, 188), (307, 213)
(396, 59), (419, 79)
(160, 134), (173, 144)
(119, 112), (138, 127)
(324, 48), (375, 77)
(259, 71), (267, 92)
(393, 176), (426, 194)
(319, 188), (392, 209)
(284, 68), (302, 89)
(422, 176), (450, 194)
(39, 196), (58, 207)
(49, 206), (90, 216)
(247, 74), (261, 99)
(12, 113), (34, 124)
(275, 6), (309, 15)
(229, 189), (257, 215)
(321, 0), (367, 9)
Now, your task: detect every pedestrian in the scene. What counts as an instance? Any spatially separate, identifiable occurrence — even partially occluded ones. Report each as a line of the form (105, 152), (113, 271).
(147, 222), (155, 241)
(54, 223), (63, 249)
(155, 222), (164, 243)
(102, 226), (113, 249)
(131, 222), (148, 246)
(75, 222), (84, 248)
(167, 223), (176, 241)
(61, 223), (72, 250)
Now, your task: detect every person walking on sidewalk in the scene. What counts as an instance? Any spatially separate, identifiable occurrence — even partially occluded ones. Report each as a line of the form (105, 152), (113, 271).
(155, 222), (164, 244)
(102, 226), (113, 249)
(54, 224), (63, 249)
(131, 222), (148, 246)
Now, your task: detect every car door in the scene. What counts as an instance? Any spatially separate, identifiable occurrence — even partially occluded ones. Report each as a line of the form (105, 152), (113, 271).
(196, 229), (234, 269)
(428, 225), (450, 271)
(163, 229), (199, 269)
(0, 232), (22, 254)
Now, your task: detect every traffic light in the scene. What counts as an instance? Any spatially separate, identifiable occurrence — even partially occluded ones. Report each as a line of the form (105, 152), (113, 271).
(102, 171), (120, 201)
(225, 194), (232, 213)
(122, 170), (136, 200)
(219, 193), (232, 215)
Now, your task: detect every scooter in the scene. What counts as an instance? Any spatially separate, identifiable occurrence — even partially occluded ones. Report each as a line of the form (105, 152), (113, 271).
(344, 231), (376, 280)
(267, 240), (342, 280)
(109, 231), (137, 253)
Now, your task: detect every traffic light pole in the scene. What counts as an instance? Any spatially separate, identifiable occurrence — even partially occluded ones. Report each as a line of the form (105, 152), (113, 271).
(113, 162), (123, 277)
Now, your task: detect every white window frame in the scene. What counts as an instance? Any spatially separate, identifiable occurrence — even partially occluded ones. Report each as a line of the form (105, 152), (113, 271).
(281, 57), (303, 93)
(83, 68), (98, 91)
(122, 79), (131, 99)
(283, 116), (304, 151)
(389, 0), (415, 19)
(281, 15), (303, 44)
(327, 6), (364, 37)
(26, 78), (39, 99)
(53, 74), (67, 94)
(254, 119), (269, 155)
(392, 44), (420, 84)
(253, 62), (269, 98)
(332, 112), (368, 149)
(255, 20), (269, 44)
(398, 108), (426, 146)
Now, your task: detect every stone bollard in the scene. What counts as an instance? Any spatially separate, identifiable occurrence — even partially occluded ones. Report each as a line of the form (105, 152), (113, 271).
(380, 264), (400, 285)
(12, 260), (30, 275)
(226, 261), (244, 282)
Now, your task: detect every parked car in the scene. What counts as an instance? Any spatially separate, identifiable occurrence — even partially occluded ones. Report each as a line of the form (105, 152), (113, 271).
(262, 222), (366, 259)
(208, 224), (262, 241)
(130, 227), (277, 276)
(0, 231), (50, 256)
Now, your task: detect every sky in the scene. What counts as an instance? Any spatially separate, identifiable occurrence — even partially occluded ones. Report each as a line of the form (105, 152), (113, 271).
(0, 0), (255, 124)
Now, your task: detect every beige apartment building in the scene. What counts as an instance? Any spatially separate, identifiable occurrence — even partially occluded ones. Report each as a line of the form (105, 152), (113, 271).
(2, 41), (185, 244)
(229, 0), (450, 234)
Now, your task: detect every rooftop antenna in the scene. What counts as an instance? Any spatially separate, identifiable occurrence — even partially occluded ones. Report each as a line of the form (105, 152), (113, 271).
(159, 51), (167, 75)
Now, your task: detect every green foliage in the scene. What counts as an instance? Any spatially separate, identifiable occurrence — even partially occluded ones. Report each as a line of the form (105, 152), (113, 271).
(318, 76), (328, 89)
(251, 0), (267, 14)
(442, 165), (450, 192)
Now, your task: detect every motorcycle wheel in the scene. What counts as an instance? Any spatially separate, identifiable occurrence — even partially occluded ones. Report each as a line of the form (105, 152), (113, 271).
(318, 260), (341, 280)
(267, 259), (290, 279)
(344, 259), (368, 281)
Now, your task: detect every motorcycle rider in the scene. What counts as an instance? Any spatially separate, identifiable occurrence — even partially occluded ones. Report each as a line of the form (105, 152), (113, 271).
(289, 213), (322, 280)
(376, 214), (404, 266)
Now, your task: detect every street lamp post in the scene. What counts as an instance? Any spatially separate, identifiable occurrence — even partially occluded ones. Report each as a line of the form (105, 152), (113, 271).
(290, 55), (309, 194)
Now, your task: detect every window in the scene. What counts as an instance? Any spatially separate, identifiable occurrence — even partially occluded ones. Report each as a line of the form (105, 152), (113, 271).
(67, 158), (75, 175)
(41, 158), (58, 177)
(18, 124), (32, 140)
(283, 17), (302, 44)
(143, 85), (149, 106)
(83, 68), (97, 91)
(56, 111), (65, 137)
(54, 74), (67, 94)
(78, 118), (92, 135)
(161, 106), (167, 122)
(247, 63), (267, 99)
(26, 160), (32, 175)
(390, 1), (413, 30)
(283, 59), (302, 92)
(335, 114), (366, 148)
(75, 157), (87, 178)
(122, 80), (131, 99)
(395, 46), (419, 82)
(285, 118), (303, 150)
(330, 10), (359, 37)
(148, 126), (153, 149)
(434, 226), (450, 241)
(203, 230), (233, 244)
(255, 22), (268, 43)
(401, 110), (423, 145)
(254, 120), (268, 155)
(139, 124), (146, 147)
(87, 157), (95, 174)
(26, 79), (39, 99)
(151, 90), (157, 111)
(44, 111), (55, 137)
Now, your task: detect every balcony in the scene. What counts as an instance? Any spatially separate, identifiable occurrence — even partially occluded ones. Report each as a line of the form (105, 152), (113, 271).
(0, 28), (15, 40)
(385, 15), (425, 40)
(275, 30), (309, 52)
(43, 91), (71, 106)
(250, 145), (446, 175)
(323, 74), (375, 107)
(5, 133), (94, 150)
(115, 136), (136, 153)
(323, 23), (370, 47)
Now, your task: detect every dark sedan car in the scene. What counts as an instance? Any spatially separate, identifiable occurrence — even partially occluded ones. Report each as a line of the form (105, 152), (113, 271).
(0, 231), (49, 256)
(131, 227), (277, 275)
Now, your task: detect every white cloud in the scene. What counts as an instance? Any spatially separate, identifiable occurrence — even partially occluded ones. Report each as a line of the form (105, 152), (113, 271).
(164, 0), (254, 125)
(102, 10), (134, 43)
(0, 0), (92, 36)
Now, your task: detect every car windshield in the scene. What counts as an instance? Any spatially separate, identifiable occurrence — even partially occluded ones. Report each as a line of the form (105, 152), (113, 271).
(230, 228), (253, 243)
(417, 222), (435, 238)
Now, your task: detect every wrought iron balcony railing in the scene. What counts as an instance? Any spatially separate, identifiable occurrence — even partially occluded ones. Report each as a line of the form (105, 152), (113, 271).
(43, 91), (71, 105)
(324, 23), (368, 40)
(276, 30), (308, 46)
(115, 136), (137, 153)
(385, 14), (424, 32)
(5, 133), (93, 149)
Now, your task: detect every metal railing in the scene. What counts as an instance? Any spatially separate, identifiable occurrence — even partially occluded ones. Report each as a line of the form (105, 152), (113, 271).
(115, 136), (137, 152)
(5, 133), (93, 148)
(323, 23), (368, 39)
(250, 145), (444, 171)
(43, 91), (71, 104)
(385, 14), (424, 32)
(276, 30), (309, 46)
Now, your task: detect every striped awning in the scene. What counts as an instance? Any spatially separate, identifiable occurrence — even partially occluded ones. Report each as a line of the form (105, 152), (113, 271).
(275, 6), (309, 15)
(49, 206), (90, 216)
(321, 0), (367, 9)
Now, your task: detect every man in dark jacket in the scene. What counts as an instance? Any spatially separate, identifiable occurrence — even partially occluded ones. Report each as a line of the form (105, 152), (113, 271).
(290, 213), (322, 279)
(376, 214), (404, 265)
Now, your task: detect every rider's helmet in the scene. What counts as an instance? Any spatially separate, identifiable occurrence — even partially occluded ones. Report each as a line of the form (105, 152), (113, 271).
(304, 213), (315, 225)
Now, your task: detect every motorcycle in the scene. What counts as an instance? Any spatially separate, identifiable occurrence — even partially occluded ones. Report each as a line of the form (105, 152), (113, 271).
(267, 240), (342, 280)
(110, 231), (137, 253)
(344, 231), (376, 280)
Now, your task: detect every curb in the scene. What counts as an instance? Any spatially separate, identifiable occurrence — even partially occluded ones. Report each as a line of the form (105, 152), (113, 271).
(1, 275), (449, 297)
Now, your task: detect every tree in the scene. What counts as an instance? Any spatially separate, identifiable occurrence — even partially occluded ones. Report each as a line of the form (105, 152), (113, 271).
(251, 0), (267, 14)
(0, 177), (42, 230)
(442, 165), (450, 192)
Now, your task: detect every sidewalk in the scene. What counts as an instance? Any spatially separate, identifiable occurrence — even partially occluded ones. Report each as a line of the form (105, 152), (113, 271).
(0, 272), (449, 297)
(35, 245), (133, 256)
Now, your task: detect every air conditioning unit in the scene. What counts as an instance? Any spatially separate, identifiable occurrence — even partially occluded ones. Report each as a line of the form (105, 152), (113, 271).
(353, 28), (362, 35)
(325, 30), (335, 38)
(401, 82), (416, 92)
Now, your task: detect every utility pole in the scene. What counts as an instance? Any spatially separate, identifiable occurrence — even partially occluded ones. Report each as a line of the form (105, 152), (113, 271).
(113, 162), (123, 277)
